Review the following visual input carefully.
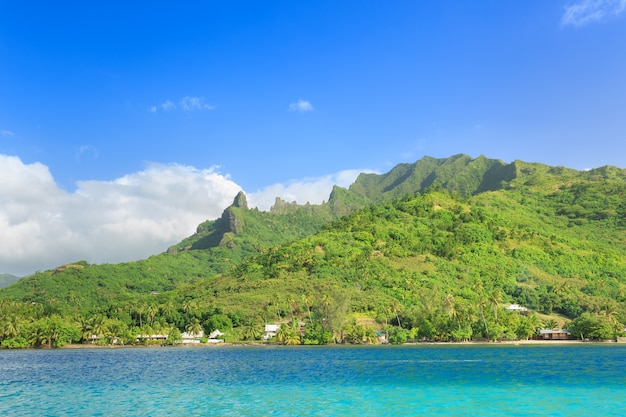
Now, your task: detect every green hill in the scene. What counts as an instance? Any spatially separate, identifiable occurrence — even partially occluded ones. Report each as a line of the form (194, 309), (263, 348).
(0, 274), (21, 289)
(1, 155), (626, 347)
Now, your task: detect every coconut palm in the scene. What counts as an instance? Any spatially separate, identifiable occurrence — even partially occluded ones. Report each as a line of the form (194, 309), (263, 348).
(106, 319), (128, 345)
(543, 319), (558, 329)
(186, 318), (203, 337)
(301, 294), (313, 324)
(135, 302), (147, 328)
(146, 304), (159, 327)
(488, 288), (503, 323)
(161, 301), (175, 322)
(391, 300), (403, 328)
(241, 318), (262, 341)
(91, 315), (108, 344)
(2, 315), (23, 339)
(76, 315), (93, 342)
(277, 321), (301, 345)
(182, 299), (198, 321)
(28, 323), (47, 347)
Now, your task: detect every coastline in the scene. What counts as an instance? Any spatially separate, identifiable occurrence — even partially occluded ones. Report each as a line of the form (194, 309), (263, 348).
(51, 338), (625, 350)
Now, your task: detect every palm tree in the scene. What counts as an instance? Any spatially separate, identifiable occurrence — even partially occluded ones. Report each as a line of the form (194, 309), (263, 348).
(2, 315), (23, 339)
(543, 319), (558, 329)
(271, 293), (283, 321)
(444, 294), (460, 327)
(600, 305), (622, 336)
(186, 318), (203, 337)
(140, 324), (154, 344)
(287, 295), (297, 319)
(241, 318), (262, 341)
(161, 301), (175, 322)
(135, 302), (147, 328)
(106, 319), (128, 345)
(364, 327), (378, 344)
(146, 304), (159, 327)
(391, 300), (403, 328)
(276, 321), (301, 345)
(477, 294), (490, 340)
(302, 294), (314, 323)
(28, 323), (47, 347)
(488, 288), (503, 323)
(76, 316), (94, 343)
(91, 315), (107, 344)
(182, 299), (198, 321)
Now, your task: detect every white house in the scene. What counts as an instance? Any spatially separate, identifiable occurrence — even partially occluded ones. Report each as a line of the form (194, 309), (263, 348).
(506, 304), (529, 313)
(264, 324), (280, 340)
(135, 334), (168, 342)
(181, 330), (204, 344)
(208, 330), (224, 343)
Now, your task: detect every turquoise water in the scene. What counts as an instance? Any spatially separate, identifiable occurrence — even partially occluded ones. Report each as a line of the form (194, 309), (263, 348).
(1, 344), (625, 416)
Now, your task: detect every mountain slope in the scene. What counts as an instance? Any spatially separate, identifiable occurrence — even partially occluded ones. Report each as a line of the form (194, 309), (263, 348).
(167, 183), (626, 341)
(1, 155), (626, 346)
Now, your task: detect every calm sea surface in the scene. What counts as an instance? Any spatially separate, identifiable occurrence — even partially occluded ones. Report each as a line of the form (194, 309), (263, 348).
(1, 344), (625, 416)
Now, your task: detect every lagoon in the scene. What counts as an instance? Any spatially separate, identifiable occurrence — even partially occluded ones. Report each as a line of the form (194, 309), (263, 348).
(1, 344), (625, 416)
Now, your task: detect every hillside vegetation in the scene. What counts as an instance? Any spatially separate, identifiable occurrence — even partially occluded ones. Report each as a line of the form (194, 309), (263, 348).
(2, 155), (626, 347)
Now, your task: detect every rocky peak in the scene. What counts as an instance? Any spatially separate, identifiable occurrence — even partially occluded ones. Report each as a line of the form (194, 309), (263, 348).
(232, 191), (248, 209)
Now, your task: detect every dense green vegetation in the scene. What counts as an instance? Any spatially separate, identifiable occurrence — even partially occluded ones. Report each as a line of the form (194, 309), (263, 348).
(2, 155), (626, 348)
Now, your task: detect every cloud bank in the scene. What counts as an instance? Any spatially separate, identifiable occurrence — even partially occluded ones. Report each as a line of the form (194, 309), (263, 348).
(0, 154), (369, 276)
(562, 0), (626, 26)
(0, 155), (241, 276)
(248, 169), (374, 211)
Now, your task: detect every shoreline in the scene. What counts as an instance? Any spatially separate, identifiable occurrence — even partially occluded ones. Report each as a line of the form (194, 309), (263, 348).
(50, 338), (624, 350)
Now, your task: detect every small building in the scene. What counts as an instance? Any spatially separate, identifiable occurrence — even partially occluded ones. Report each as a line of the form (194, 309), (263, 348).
(135, 334), (168, 342)
(181, 330), (204, 344)
(264, 324), (280, 340)
(506, 304), (529, 314)
(208, 330), (224, 343)
(209, 330), (224, 339)
(539, 329), (571, 340)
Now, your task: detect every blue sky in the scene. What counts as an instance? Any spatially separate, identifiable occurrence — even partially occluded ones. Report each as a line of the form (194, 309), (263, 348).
(1, 1), (625, 275)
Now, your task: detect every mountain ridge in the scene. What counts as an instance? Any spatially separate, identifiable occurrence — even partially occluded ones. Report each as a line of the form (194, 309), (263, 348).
(2, 154), (626, 347)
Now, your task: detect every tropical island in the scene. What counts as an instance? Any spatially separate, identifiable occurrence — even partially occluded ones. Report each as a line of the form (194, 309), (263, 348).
(1, 155), (625, 348)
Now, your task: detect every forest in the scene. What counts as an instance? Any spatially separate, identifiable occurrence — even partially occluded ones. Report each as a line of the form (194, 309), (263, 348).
(1, 155), (626, 348)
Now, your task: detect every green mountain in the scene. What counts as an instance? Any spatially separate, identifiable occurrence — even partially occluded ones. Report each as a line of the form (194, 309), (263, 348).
(2, 154), (626, 347)
(0, 274), (21, 289)
(0, 191), (332, 313)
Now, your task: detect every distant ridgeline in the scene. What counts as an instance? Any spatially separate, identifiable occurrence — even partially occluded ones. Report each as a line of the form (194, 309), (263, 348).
(2, 154), (626, 348)
(0, 274), (21, 289)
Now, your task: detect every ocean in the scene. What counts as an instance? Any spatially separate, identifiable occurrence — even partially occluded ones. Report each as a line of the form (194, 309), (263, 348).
(1, 344), (625, 416)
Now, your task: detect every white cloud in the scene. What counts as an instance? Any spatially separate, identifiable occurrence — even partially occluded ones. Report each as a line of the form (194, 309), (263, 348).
(0, 154), (241, 276)
(289, 99), (314, 113)
(150, 97), (215, 113)
(161, 100), (177, 111)
(248, 169), (375, 211)
(1, 130), (14, 136)
(180, 96), (215, 111)
(562, 0), (626, 26)
(0, 154), (376, 276)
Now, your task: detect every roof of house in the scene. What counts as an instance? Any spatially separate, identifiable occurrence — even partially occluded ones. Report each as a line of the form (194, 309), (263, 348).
(264, 324), (279, 332)
(181, 330), (204, 339)
(539, 329), (570, 334)
(209, 330), (224, 339)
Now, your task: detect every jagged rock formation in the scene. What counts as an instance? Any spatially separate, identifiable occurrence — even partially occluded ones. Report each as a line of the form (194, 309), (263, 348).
(232, 191), (248, 209)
